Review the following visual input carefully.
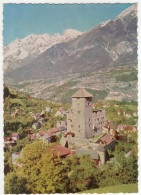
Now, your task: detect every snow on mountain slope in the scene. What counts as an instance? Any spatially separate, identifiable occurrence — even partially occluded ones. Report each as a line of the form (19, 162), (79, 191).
(4, 29), (83, 72)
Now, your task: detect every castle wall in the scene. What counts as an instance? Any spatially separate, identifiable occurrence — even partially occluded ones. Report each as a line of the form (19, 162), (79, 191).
(92, 110), (106, 133)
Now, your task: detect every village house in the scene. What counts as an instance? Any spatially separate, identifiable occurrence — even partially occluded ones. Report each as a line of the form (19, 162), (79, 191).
(4, 137), (17, 148)
(32, 121), (41, 129)
(102, 121), (115, 136)
(56, 120), (67, 128)
(11, 133), (19, 141)
(133, 112), (138, 117)
(12, 152), (22, 166)
(125, 113), (132, 118)
(36, 127), (67, 144)
(11, 109), (19, 118)
(45, 145), (75, 159)
(103, 103), (110, 108)
(29, 134), (36, 141)
(96, 134), (115, 151)
(32, 113), (41, 120)
(36, 131), (52, 144)
(55, 107), (66, 117)
(38, 118), (46, 125)
(45, 107), (52, 112)
(55, 110), (63, 117)
(117, 125), (137, 134)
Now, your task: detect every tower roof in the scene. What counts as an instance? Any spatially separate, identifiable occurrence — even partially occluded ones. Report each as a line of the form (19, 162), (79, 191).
(72, 88), (93, 98)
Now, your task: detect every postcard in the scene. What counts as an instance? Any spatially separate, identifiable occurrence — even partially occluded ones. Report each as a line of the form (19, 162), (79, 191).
(1, 1), (140, 194)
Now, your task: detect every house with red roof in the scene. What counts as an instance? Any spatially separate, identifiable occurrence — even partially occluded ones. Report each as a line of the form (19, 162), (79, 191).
(4, 137), (17, 148)
(133, 112), (138, 117)
(103, 103), (110, 108)
(36, 127), (66, 144)
(45, 145), (75, 159)
(116, 124), (137, 134)
(125, 113), (131, 118)
(96, 134), (115, 151)
(11, 133), (19, 141)
(29, 134), (36, 140)
(12, 152), (22, 166)
(32, 113), (41, 120)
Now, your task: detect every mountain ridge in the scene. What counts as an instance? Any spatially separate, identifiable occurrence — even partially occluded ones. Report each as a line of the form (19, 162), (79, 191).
(4, 4), (137, 82)
(4, 29), (83, 73)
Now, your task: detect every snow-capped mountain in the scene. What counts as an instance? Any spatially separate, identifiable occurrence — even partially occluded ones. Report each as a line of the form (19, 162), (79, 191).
(4, 4), (137, 82)
(3, 29), (83, 72)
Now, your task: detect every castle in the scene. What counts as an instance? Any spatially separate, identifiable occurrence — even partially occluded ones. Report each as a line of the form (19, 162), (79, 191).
(60, 88), (115, 165)
(67, 88), (106, 139)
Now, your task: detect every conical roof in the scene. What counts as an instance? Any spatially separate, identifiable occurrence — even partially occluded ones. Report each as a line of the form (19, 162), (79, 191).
(72, 88), (93, 98)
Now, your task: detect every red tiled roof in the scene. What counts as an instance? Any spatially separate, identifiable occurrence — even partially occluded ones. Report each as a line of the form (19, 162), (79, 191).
(38, 131), (52, 137)
(4, 137), (12, 141)
(39, 127), (64, 137)
(29, 134), (36, 139)
(100, 134), (115, 146)
(45, 145), (71, 158)
(66, 150), (76, 157)
(15, 152), (21, 156)
(11, 133), (19, 137)
(49, 127), (61, 134)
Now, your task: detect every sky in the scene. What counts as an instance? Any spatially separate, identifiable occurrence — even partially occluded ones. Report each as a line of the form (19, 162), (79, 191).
(3, 3), (133, 46)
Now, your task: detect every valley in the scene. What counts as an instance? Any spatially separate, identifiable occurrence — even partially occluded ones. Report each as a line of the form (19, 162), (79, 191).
(4, 65), (137, 103)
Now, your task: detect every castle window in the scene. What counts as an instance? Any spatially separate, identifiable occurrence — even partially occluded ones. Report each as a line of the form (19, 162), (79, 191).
(78, 111), (80, 113)
(88, 103), (90, 105)
(71, 125), (73, 128)
(89, 124), (90, 127)
(89, 119), (91, 122)
(78, 125), (80, 128)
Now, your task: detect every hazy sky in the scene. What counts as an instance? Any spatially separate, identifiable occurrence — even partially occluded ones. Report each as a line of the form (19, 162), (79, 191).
(3, 3), (133, 45)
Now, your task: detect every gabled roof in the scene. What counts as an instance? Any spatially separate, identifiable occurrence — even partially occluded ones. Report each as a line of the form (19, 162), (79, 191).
(72, 88), (93, 98)
(100, 134), (115, 146)
(45, 145), (71, 158)
(11, 133), (19, 137)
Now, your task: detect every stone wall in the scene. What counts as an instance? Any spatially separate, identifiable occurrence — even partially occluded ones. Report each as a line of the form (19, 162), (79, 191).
(93, 110), (106, 134)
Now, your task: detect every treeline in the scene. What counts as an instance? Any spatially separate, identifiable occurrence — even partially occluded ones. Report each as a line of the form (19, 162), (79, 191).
(5, 135), (138, 194)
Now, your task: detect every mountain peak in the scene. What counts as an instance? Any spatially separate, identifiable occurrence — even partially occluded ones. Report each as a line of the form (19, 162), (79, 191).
(116, 4), (137, 19)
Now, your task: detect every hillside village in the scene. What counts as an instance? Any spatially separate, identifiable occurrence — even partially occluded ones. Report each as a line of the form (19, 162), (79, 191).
(4, 86), (138, 193)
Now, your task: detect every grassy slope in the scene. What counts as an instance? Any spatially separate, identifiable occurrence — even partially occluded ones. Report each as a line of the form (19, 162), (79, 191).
(79, 183), (138, 193)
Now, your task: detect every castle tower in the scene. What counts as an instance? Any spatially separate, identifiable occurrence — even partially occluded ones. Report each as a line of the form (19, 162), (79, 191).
(71, 88), (94, 139)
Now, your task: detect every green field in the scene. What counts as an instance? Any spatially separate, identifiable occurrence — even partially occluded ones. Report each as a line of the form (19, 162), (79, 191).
(79, 183), (138, 193)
